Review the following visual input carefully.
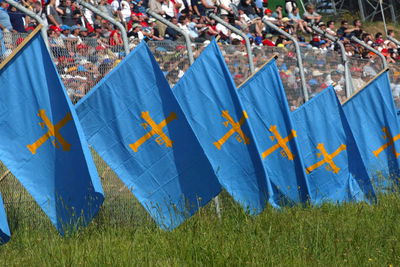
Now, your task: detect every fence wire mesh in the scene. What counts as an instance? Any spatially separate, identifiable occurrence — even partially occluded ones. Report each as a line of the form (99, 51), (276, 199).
(0, 32), (396, 229)
(389, 63), (400, 109)
(0, 32), (29, 64)
(49, 36), (126, 104)
(349, 57), (383, 93)
(147, 40), (192, 87)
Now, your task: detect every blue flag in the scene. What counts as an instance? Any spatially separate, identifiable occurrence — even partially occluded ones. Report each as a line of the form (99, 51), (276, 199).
(343, 71), (400, 191)
(0, 194), (10, 245)
(172, 40), (273, 213)
(292, 87), (375, 204)
(0, 29), (104, 234)
(75, 42), (221, 230)
(237, 59), (310, 204)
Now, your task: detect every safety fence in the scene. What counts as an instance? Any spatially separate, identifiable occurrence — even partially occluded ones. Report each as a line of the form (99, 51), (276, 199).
(0, 32), (399, 228)
(389, 63), (400, 109)
(2, 32), (392, 107)
(0, 32), (28, 63)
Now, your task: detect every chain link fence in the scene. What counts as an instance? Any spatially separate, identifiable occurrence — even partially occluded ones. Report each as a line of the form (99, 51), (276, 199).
(0, 32), (29, 65)
(389, 62), (400, 109)
(49, 36), (126, 104)
(0, 33), (395, 229)
(349, 56), (383, 93)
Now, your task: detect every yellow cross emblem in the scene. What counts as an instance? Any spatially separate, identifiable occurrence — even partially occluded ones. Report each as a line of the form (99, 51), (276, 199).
(372, 127), (400, 158)
(213, 110), (250, 150)
(306, 143), (347, 174)
(129, 111), (177, 152)
(27, 109), (72, 154)
(261, 125), (297, 160)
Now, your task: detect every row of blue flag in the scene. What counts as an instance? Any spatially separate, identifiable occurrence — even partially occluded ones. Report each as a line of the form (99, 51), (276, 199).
(0, 28), (399, 244)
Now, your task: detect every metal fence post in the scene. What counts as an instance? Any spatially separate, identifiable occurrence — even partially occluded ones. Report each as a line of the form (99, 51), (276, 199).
(3, 0), (49, 50)
(146, 9), (194, 65)
(312, 25), (354, 98)
(358, 0), (366, 21)
(379, 0), (388, 37)
(77, 0), (130, 56)
(387, 36), (400, 47)
(351, 36), (388, 69)
(263, 19), (309, 102)
(208, 13), (255, 74)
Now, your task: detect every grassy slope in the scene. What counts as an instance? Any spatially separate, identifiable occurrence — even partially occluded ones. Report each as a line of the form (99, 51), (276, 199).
(0, 190), (400, 266)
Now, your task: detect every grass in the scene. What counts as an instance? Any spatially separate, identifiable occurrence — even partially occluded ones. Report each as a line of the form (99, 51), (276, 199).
(1, 179), (400, 266)
(1, 154), (400, 265)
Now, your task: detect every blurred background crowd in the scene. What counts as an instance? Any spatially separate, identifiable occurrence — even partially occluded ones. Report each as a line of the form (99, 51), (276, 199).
(0, 0), (399, 107)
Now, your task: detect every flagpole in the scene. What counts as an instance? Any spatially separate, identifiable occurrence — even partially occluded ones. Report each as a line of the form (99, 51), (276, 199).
(341, 68), (389, 105)
(237, 55), (278, 88)
(0, 25), (42, 70)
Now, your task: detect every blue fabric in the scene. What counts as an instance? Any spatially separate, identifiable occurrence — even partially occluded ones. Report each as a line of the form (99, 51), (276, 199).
(75, 42), (221, 230)
(237, 60), (310, 205)
(0, 32), (104, 235)
(0, 194), (10, 245)
(292, 87), (375, 204)
(172, 40), (272, 213)
(343, 72), (400, 191)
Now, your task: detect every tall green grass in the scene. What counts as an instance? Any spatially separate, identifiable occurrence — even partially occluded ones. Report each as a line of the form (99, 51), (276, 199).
(1, 154), (400, 265)
(0, 189), (400, 266)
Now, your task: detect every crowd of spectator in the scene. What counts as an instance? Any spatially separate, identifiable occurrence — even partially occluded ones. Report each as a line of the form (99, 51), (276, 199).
(0, 0), (399, 106)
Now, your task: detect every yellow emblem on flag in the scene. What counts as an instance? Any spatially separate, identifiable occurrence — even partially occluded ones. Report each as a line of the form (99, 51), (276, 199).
(306, 143), (346, 174)
(372, 127), (400, 158)
(129, 111), (177, 152)
(262, 125), (296, 160)
(213, 110), (250, 150)
(27, 109), (72, 154)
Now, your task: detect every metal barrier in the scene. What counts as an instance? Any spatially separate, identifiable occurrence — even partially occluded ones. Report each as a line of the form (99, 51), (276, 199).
(147, 9), (194, 65)
(312, 25), (354, 98)
(209, 13), (255, 74)
(254, 45), (304, 110)
(263, 19), (309, 102)
(389, 62), (400, 109)
(49, 36), (126, 103)
(146, 40), (193, 87)
(349, 56), (383, 92)
(77, 0), (130, 56)
(0, 32), (29, 64)
(3, 0), (49, 51)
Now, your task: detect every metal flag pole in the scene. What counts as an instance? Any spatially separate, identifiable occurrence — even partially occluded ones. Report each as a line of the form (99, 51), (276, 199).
(208, 12), (255, 74)
(146, 9), (194, 65)
(263, 19), (309, 102)
(3, 0), (49, 51)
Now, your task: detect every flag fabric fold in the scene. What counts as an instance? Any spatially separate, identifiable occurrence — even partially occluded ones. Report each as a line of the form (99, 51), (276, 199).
(0, 28), (104, 235)
(237, 59), (310, 205)
(76, 41), (221, 230)
(343, 71), (400, 191)
(172, 40), (273, 213)
(292, 87), (375, 204)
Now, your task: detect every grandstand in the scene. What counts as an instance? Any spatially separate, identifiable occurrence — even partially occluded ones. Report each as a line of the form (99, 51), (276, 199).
(0, 0), (399, 111)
